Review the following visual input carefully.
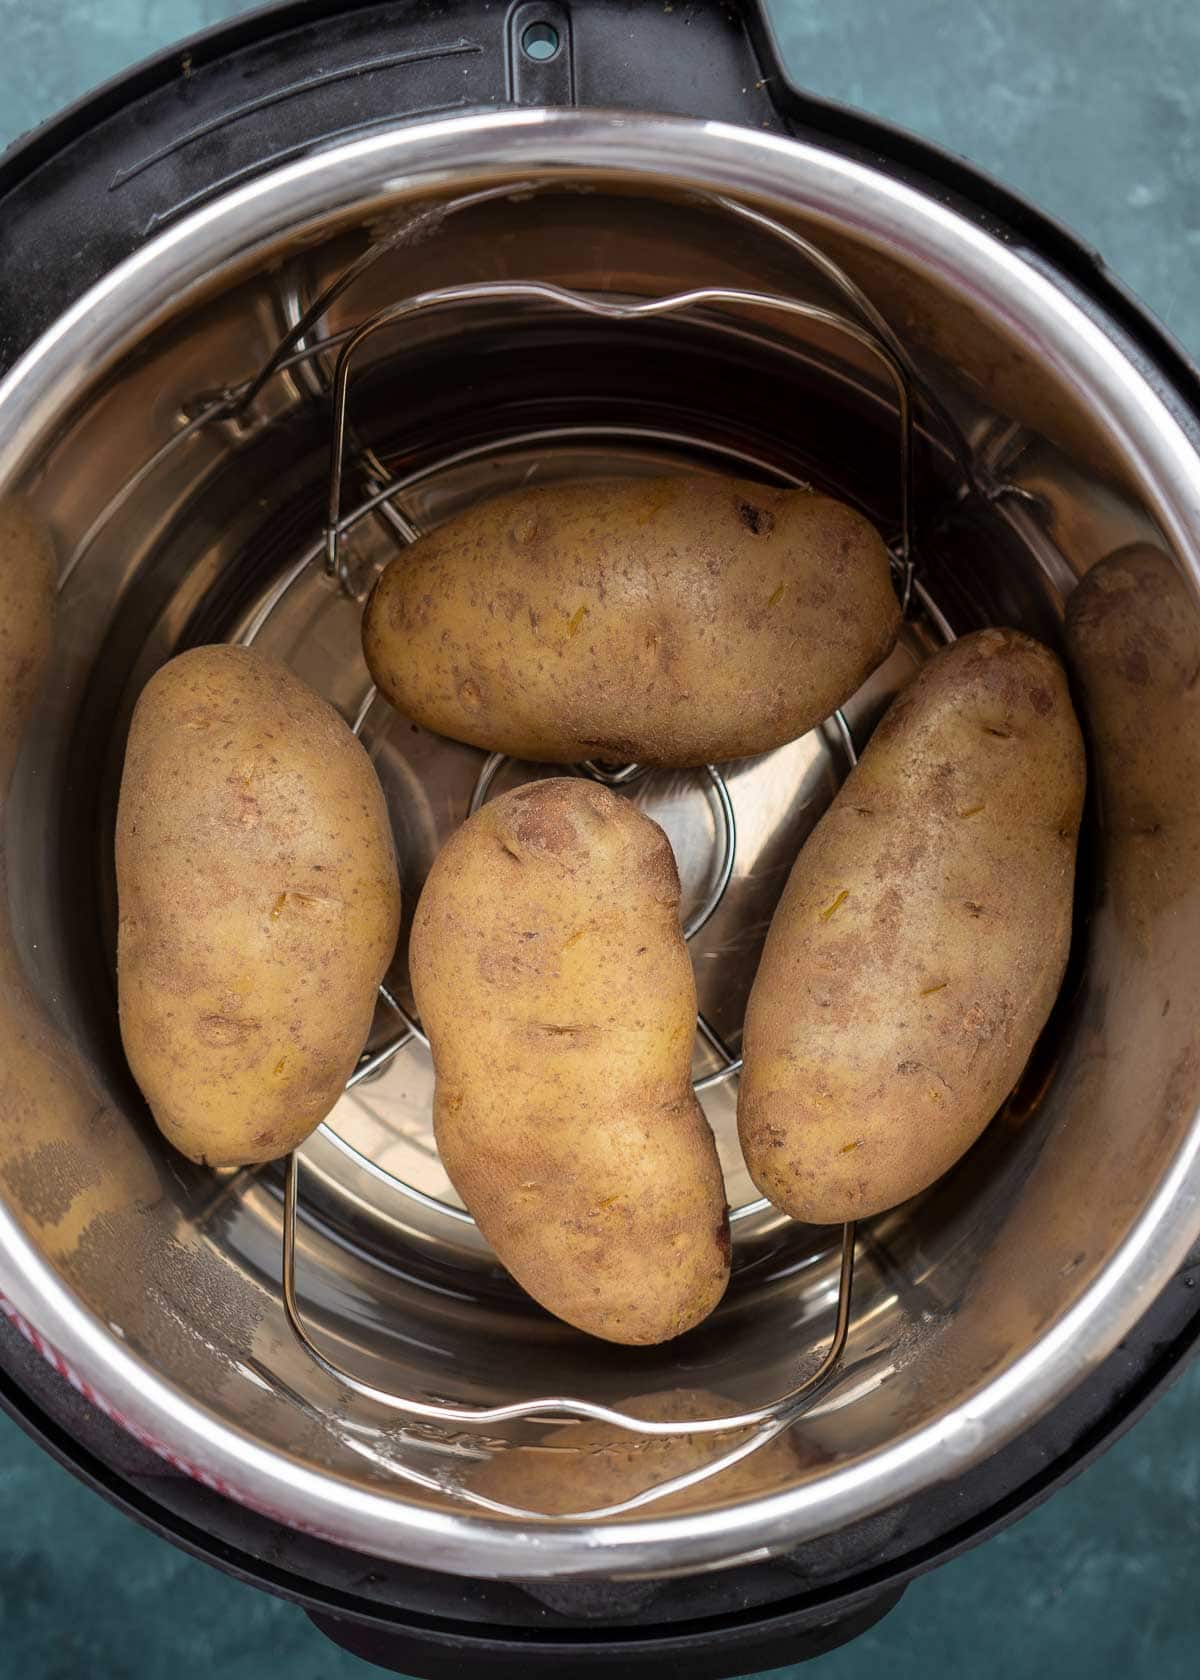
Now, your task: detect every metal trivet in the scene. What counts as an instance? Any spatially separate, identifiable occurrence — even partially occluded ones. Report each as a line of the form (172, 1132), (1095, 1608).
(159, 180), (958, 1518)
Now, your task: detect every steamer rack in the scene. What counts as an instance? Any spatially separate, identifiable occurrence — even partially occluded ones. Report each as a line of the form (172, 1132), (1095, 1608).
(159, 183), (964, 1521)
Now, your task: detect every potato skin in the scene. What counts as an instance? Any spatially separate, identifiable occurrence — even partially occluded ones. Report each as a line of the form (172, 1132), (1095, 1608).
(0, 499), (55, 795)
(942, 553), (1200, 1364)
(363, 476), (899, 767)
(116, 646), (401, 1166)
(738, 629), (1086, 1223)
(410, 778), (729, 1343)
(1066, 545), (1200, 940)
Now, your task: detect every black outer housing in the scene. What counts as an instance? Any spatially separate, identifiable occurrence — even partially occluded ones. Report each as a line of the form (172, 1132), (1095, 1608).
(2, 2), (1200, 1675)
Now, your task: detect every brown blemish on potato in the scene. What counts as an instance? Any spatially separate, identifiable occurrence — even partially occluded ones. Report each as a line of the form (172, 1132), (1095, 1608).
(1119, 645), (1150, 686)
(512, 794), (579, 856)
(459, 678), (483, 707)
(567, 604), (588, 637)
(272, 890), (344, 919)
(737, 500), (775, 537)
(959, 804), (986, 818)
(580, 786), (617, 822)
(580, 736), (640, 759)
(644, 621), (677, 675)
(232, 788), (261, 826)
(196, 1014), (261, 1048)
(494, 589), (526, 623)
(767, 583), (786, 608)
(920, 981), (948, 997)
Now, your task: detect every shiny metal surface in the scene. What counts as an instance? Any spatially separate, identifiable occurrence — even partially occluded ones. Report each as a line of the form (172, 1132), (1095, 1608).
(0, 110), (1199, 1579)
(321, 276), (915, 593)
(308, 249), (890, 1250)
(282, 1148), (857, 1522)
(313, 260), (889, 1259)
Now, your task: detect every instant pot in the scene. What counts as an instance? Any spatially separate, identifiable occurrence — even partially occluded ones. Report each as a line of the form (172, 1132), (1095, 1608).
(2, 2), (1199, 1674)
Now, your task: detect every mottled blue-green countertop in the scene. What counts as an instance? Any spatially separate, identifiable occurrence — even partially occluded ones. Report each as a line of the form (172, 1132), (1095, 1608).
(2, 4), (1198, 1677)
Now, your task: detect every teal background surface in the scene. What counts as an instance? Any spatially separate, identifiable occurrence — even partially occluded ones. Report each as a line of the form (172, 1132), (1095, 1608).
(2, 3), (1199, 1676)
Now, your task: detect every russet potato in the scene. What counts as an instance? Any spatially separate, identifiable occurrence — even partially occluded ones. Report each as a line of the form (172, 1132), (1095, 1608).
(739, 629), (1086, 1223)
(116, 645), (401, 1166)
(0, 498), (55, 792)
(410, 777), (729, 1343)
(363, 475), (899, 767)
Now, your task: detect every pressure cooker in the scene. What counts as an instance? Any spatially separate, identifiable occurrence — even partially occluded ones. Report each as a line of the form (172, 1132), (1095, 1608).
(1, 2), (1198, 1674)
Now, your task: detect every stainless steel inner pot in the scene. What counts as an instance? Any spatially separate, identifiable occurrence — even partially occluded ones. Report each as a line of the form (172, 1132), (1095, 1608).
(1, 109), (1199, 1580)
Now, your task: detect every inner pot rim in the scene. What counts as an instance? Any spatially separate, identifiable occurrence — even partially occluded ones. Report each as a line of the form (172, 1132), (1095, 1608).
(2, 106), (1200, 1580)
